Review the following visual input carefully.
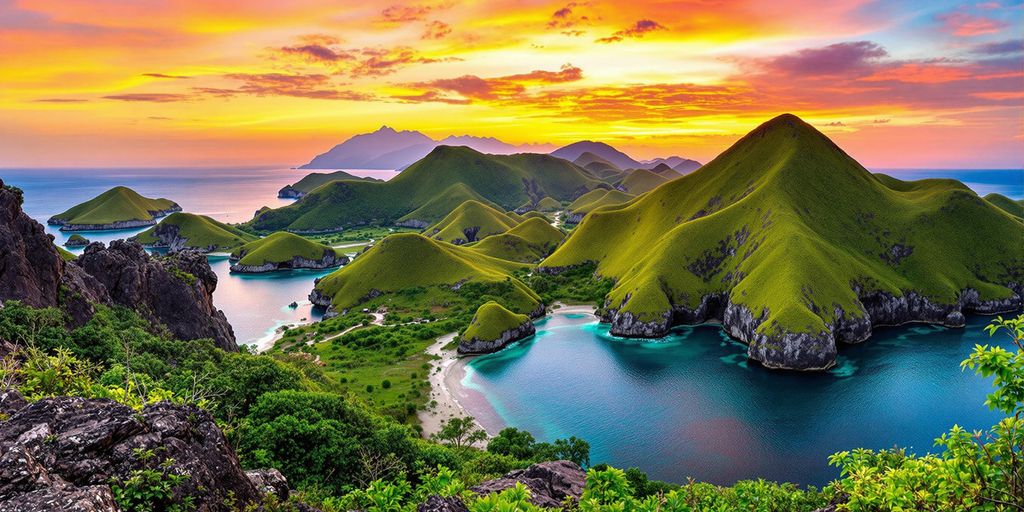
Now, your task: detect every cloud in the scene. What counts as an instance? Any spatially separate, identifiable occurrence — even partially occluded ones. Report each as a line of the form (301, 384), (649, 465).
(142, 73), (190, 79)
(873, 119), (891, 124)
(422, 20), (451, 40)
(822, 121), (846, 127)
(548, 2), (590, 30)
(352, 46), (448, 77)
(403, 64), (584, 102)
(278, 43), (353, 63)
(197, 73), (374, 101)
(270, 36), (449, 77)
(596, 19), (664, 43)
(33, 98), (88, 103)
(758, 41), (887, 77)
(936, 11), (1008, 36)
(392, 90), (470, 104)
(379, 3), (450, 24)
(973, 39), (1024, 55)
(103, 93), (190, 102)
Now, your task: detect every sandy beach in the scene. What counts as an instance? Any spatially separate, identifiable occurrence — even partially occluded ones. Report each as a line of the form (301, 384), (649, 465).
(417, 302), (597, 441)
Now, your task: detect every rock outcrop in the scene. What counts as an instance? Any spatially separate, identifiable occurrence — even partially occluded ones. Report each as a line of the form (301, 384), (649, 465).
(418, 461), (585, 511)
(134, 222), (204, 253)
(0, 390), (273, 511)
(0, 181), (238, 351)
(457, 321), (535, 354)
(603, 286), (1023, 371)
(229, 251), (348, 274)
(77, 241), (237, 351)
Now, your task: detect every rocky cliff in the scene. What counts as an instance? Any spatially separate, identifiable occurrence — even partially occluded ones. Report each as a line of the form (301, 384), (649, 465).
(134, 222), (205, 252)
(0, 389), (287, 511)
(229, 251), (349, 274)
(457, 320), (535, 355)
(0, 180), (237, 351)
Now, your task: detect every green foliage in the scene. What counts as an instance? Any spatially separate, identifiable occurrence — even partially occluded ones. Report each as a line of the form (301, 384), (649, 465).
(231, 231), (342, 267)
(515, 263), (615, 307)
(16, 346), (98, 400)
(462, 302), (531, 343)
(110, 448), (193, 512)
(432, 417), (487, 450)
(470, 482), (542, 512)
(134, 212), (257, 251)
(49, 186), (178, 227)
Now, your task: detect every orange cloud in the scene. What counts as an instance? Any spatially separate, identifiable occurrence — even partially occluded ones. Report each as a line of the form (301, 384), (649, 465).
(596, 19), (664, 43)
(937, 11), (1008, 36)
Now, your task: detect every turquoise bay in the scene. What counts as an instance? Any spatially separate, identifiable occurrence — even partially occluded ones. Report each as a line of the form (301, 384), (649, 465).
(461, 312), (1007, 487)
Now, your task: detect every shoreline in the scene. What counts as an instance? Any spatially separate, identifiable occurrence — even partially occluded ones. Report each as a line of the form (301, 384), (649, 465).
(417, 302), (597, 441)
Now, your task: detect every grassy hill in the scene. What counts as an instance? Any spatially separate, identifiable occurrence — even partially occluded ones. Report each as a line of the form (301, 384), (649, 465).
(542, 114), (1024, 370)
(470, 217), (566, 263)
(311, 233), (540, 315)
(47, 186), (180, 229)
(278, 170), (380, 198)
(249, 146), (602, 233)
(426, 200), (520, 244)
(618, 168), (672, 194)
(462, 301), (531, 342)
(518, 196), (562, 212)
(134, 212), (257, 251)
(984, 193), (1024, 219)
(567, 189), (635, 223)
(230, 231), (343, 266)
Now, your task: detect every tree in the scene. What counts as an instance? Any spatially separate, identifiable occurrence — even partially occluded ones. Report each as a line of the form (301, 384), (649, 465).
(487, 428), (538, 460)
(432, 417), (487, 449)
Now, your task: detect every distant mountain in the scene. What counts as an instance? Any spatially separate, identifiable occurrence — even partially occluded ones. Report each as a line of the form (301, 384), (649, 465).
(551, 141), (641, 170)
(253, 146), (603, 232)
(541, 113), (1024, 371)
(640, 156), (702, 174)
(300, 128), (552, 170)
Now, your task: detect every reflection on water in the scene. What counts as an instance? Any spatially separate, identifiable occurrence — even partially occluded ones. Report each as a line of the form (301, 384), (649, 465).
(464, 314), (1009, 486)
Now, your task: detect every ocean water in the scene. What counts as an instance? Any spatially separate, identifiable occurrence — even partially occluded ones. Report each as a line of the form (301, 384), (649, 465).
(0, 167), (398, 345)
(462, 313), (1010, 487)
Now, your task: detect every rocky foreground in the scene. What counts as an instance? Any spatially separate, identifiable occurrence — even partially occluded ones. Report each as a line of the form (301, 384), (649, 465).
(0, 180), (237, 351)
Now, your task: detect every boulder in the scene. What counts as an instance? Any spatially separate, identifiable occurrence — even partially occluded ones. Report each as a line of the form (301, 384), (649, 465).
(470, 460), (586, 508)
(417, 495), (469, 512)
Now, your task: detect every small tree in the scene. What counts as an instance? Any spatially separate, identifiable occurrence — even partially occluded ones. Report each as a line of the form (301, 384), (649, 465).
(432, 417), (487, 449)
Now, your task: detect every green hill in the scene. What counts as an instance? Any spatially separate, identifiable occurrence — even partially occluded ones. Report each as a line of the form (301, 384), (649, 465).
(64, 234), (90, 247)
(984, 193), (1024, 219)
(573, 151), (619, 170)
(459, 300), (535, 353)
(618, 168), (671, 194)
(278, 170), (380, 198)
(134, 212), (257, 252)
(47, 186), (180, 230)
(470, 217), (566, 263)
(426, 200), (520, 244)
(229, 231), (346, 272)
(566, 189), (635, 223)
(311, 233), (540, 315)
(542, 113), (1024, 370)
(249, 146), (602, 232)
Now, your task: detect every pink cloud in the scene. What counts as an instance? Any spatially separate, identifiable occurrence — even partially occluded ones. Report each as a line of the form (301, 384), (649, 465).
(937, 11), (1008, 36)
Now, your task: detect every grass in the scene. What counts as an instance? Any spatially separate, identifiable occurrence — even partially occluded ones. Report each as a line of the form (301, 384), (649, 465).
(48, 186), (178, 226)
(618, 168), (672, 194)
(313, 233), (540, 315)
(279, 170), (380, 196)
(304, 226), (418, 246)
(567, 189), (635, 220)
(249, 145), (603, 232)
(56, 245), (76, 261)
(462, 301), (530, 341)
(518, 196), (562, 212)
(425, 200), (520, 244)
(985, 193), (1024, 219)
(231, 231), (342, 266)
(469, 218), (566, 263)
(134, 212), (257, 251)
(542, 114), (1024, 359)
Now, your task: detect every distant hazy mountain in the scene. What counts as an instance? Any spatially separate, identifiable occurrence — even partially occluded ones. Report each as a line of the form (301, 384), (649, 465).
(640, 156), (702, 174)
(550, 141), (641, 170)
(301, 128), (552, 170)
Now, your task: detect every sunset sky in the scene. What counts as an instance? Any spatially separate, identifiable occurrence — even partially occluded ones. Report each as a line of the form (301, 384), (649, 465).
(1, 0), (1022, 168)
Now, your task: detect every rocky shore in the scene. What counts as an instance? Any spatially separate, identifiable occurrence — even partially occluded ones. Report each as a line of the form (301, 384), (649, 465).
(458, 319), (535, 354)
(229, 251), (348, 273)
(603, 286), (1023, 371)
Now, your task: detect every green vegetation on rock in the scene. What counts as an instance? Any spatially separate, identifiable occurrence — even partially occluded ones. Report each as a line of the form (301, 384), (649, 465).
(64, 234), (90, 247)
(47, 186), (179, 229)
(984, 192), (1024, 219)
(278, 170), (380, 198)
(56, 246), (76, 261)
(462, 301), (531, 342)
(249, 145), (601, 232)
(426, 200), (520, 244)
(542, 113), (1024, 369)
(230, 231), (343, 266)
(134, 212), (257, 252)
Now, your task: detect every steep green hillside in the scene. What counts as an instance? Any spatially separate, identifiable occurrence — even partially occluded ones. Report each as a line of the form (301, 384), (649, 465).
(278, 170), (380, 198)
(230, 231), (343, 266)
(984, 193), (1024, 219)
(618, 168), (671, 194)
(134, 212), (257, 251)
(48, 186), (180, 229)
(470, 217), (566, 263)
(567, 189), (635, 223)
(250, 146), (601, 232)
(311, 233), (540, 314)
(426, 200), (520, 244)
(542, 114), (1024, 370)
(462, 301), (531, 342)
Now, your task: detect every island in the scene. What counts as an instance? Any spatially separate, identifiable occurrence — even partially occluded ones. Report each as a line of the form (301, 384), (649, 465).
(457, 300), (536, 354)
(133, 212), (257, 252)
(278, 170), (381, 199)
(47, 186), (180, 231)
(229, 231), (349, 273)
(63, 234), (90, 247)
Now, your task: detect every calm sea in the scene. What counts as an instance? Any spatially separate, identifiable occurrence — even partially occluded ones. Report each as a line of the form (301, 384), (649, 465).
(0, 166), (1019, 346)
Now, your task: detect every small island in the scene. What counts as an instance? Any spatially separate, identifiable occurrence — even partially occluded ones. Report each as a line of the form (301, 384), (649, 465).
(457, 301), (536, 354)
(277, 170), (380, 199)
(229, 231), (349, 273)
(47, 186), (181, 231)
(133, 212), (257, 252)
(63, 234), (90, 247)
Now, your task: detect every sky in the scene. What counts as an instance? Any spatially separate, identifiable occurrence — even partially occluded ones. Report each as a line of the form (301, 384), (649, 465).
(1, 0), (1022, 168)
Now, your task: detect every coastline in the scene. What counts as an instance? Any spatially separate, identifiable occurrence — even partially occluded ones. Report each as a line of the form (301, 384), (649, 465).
(417, 302), (597, 441)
